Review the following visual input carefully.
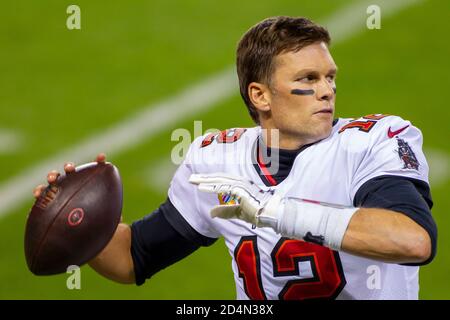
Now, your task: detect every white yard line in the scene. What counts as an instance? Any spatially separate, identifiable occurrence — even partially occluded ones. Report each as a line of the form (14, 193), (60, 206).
(0, 129), (22, 154)
(324, 0), (424, 43)
(427, 149), (450, 187)
(0, 0), (430, 218)
(0, 69), (236, 217)
(145, 158), (178, 193)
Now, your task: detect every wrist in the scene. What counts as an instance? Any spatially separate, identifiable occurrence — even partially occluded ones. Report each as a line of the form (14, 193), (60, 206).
(276, 198), (358, 251)
(256, 194), (284, 228)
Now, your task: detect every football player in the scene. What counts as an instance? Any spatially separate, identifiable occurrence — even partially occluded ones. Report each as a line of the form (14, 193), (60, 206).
(34, 16), (436, 299)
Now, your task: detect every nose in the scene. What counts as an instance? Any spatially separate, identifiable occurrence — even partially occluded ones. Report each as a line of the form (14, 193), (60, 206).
(317, 78), (335, 101)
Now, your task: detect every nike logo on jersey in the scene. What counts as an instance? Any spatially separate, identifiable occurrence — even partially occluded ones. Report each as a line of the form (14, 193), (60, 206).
(387, 125), (409, 138)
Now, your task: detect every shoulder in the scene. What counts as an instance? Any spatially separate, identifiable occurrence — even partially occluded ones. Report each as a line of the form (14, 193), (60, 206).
(334, 115), (429, 191)
(185, 127), (258, 169)
(197, 127), (254, 148)
(332, 114), (423, 152)
(336, 114), (419, 138)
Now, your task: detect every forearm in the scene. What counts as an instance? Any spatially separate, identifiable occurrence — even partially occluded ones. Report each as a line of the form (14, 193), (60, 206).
(273, 199), (432, 264)
(341, 208), (431, 264)
(88, 223), (135, 284)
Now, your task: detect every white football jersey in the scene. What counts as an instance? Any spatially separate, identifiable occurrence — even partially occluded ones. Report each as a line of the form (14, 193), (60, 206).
(168, 114), (429, 300)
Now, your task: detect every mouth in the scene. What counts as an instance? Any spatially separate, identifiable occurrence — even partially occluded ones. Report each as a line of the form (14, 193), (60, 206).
(314, 108), (333, 115)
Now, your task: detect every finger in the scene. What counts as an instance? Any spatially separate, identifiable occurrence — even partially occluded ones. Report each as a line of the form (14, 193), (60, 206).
(96, 153), (106, 163)
(33, 184), (46, 199)
(210, 204), (241, 220)
(64, 162), (75, 174)
(231, 186), (251, 199)
(189, 173), (244, 185)
(197, 183), (221, 193)
(189, 173), (222, 185)
(47, 170), (60, 185)
(197, 183), (233, 194)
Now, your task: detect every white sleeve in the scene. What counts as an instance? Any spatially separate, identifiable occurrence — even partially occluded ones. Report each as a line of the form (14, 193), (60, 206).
(168, 136), (221, 239)
(350, 116), (430, 200)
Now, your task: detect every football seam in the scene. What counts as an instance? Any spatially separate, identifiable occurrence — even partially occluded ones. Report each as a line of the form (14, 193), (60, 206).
(30, 164), (107, 273)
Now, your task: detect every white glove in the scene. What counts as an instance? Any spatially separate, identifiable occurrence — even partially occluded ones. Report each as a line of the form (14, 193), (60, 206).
(189, 173), (283, 228)
(189, 172), (358, 250)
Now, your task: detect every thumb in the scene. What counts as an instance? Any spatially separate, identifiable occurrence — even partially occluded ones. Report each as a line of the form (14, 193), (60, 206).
(210, 204), (241, 220)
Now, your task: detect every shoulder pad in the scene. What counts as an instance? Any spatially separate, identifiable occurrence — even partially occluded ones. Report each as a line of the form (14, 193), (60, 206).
(338, 114), (413, 140)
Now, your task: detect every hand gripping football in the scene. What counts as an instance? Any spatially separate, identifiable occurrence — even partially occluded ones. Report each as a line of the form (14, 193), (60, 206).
(24, 161), (123, 275)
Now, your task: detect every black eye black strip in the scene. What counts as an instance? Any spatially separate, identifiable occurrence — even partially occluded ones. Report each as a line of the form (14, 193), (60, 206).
(291, 89), (315, 95)
(291, 87), (336, 95)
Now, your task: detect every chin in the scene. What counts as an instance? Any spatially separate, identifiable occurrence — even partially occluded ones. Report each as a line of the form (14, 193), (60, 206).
(312, 122), (333, 141)
(279, 119), (333, 144)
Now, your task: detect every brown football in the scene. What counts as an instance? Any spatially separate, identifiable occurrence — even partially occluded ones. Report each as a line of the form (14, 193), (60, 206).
(24, 161), (123, 275)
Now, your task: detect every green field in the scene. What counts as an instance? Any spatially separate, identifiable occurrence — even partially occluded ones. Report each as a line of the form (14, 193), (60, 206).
(0, 0), (449, 299)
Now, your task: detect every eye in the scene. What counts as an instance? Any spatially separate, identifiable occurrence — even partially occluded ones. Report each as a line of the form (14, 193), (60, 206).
(326, 74), (336, 82)
(296, 74), (316, 82)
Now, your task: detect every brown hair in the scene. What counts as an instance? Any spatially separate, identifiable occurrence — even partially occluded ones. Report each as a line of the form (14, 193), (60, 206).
(236, 16), (330, 124)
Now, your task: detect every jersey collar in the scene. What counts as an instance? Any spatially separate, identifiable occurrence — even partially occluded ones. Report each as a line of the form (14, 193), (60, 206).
(252, 119), (339, 187)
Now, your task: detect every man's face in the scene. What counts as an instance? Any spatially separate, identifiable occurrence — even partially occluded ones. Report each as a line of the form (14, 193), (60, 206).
(265, 42), (337, 146)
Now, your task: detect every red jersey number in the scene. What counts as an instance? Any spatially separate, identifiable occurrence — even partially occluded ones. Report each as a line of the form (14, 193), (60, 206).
(234, 237), (346, 300)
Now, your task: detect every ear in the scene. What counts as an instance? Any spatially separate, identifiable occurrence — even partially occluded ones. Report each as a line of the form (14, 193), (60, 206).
(248, 82), (271, 112)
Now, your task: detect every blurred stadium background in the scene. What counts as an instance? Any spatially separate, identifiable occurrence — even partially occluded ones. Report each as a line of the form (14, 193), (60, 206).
(0, 0), (448, 299)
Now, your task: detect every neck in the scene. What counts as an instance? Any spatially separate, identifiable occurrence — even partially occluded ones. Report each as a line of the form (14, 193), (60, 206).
(260, 127), (315, 150)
